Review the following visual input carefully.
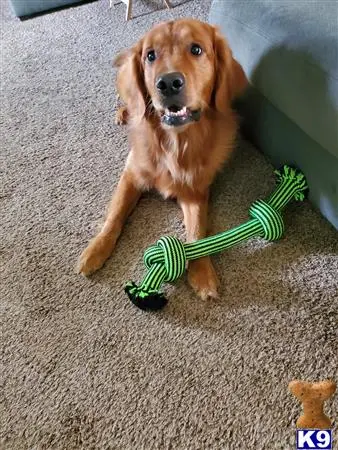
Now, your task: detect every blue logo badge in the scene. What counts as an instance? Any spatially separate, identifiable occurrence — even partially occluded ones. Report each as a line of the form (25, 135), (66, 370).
(296, 429), (332, 449)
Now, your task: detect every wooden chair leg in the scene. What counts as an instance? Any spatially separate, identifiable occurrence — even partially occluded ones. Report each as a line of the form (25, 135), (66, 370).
(112, 0), (167, 20)
(126, 0), (132, 20)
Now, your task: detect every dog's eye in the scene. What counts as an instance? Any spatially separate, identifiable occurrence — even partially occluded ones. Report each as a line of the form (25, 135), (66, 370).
(146, 50), (156, 62)
(190, 44), (203, 56)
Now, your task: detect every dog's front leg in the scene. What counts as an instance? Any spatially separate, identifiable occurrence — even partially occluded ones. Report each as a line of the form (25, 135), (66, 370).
(77, 169), (141, 276)
(179, 194), (220, 300)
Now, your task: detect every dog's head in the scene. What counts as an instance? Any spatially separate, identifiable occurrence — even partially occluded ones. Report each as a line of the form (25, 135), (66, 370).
(114, 19), (247, 129)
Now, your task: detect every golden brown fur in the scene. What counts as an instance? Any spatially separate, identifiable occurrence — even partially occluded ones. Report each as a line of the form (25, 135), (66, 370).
(77, 19), (247, 299)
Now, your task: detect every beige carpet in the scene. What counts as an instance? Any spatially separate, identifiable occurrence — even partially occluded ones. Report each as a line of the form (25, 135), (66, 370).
(1, 0), (337, 449)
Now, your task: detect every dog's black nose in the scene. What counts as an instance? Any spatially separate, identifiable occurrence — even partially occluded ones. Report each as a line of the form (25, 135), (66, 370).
(156, 72), (185, 97)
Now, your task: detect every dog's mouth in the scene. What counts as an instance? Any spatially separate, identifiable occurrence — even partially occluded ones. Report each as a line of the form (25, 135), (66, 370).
(160, 105), (201, 127)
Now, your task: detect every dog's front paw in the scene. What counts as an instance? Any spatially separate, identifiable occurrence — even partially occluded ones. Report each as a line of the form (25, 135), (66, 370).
(188, 257), (220, 300)
(76, 233), (115, 276)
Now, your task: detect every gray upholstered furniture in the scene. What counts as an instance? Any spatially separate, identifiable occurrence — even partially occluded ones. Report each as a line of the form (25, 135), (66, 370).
(209, 0), (338, 228)
(9, 0), (87, 17)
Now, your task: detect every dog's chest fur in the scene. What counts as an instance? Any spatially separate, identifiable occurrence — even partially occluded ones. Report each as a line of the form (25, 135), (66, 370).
(129, 114), (236, 200)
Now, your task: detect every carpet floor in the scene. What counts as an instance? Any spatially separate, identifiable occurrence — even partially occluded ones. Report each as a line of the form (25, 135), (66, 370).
(1, 0), (337, 449)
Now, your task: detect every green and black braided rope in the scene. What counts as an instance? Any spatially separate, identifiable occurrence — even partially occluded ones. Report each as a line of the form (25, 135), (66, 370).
(125, 165), (308, 310)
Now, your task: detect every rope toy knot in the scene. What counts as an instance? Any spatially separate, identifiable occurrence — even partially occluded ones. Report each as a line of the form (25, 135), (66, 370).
(144, 236), (186, 282)
(249, 199), (285, 241)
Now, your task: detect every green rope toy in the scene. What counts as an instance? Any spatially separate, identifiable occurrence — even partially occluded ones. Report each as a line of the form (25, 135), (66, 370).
(125, 166), (308, 311)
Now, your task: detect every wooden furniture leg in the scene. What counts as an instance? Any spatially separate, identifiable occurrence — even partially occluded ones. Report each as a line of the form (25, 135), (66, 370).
(125, 0), (132, 20)
(111, 0), (168, 20)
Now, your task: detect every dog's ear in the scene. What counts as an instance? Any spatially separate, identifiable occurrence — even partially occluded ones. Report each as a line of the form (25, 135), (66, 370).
(113, 40), (147, 122)
(212, 27), (248, 113)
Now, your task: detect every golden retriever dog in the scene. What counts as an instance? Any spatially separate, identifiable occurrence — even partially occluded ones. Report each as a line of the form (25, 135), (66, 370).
(77, 19), (248, 299)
